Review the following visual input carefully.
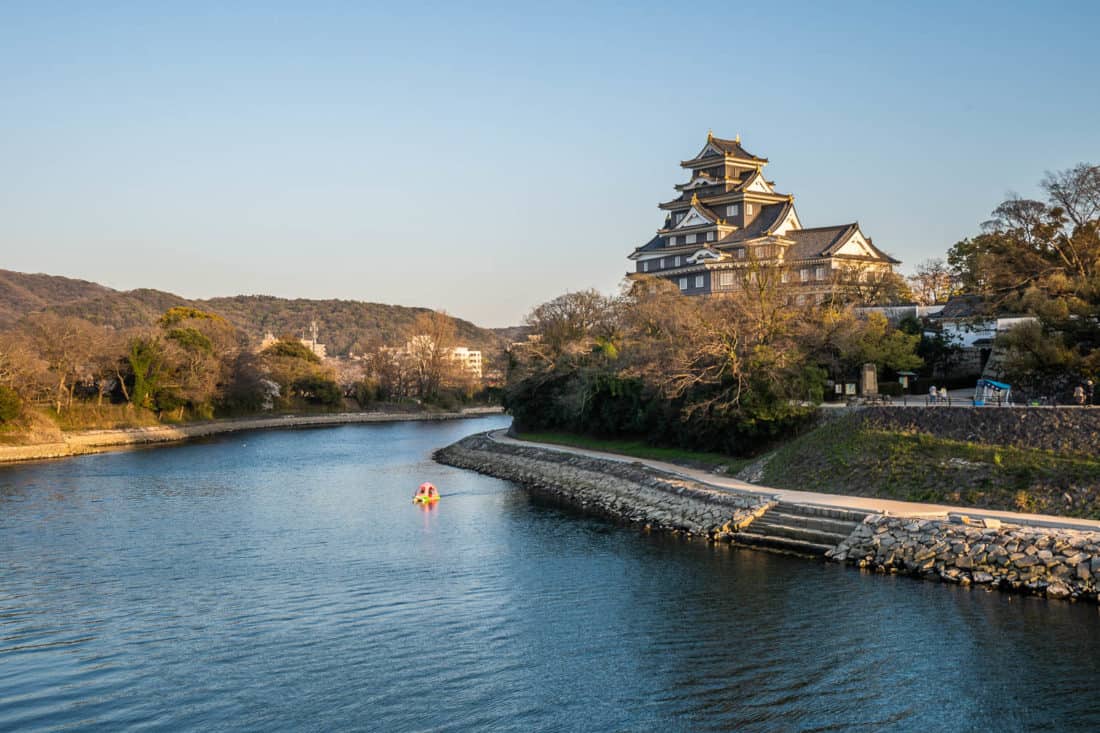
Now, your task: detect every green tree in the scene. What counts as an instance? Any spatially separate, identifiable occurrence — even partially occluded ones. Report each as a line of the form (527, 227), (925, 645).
(0, 385), (21, 423)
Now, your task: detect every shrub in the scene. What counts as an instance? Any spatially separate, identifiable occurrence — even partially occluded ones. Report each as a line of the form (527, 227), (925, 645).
(879, 383), (903, 397)
(263, 339), (322, 363)
(353, 379), (380, 407)
(0, 386), (22, 423)
(292, 375), (342, 406)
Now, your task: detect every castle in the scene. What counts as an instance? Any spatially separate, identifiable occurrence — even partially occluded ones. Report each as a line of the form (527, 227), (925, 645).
(628, 133), (899, 301)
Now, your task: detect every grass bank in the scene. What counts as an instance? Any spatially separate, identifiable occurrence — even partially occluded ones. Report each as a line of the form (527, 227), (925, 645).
(514, 431), (750, 473)
(760, 413), (1100, 519)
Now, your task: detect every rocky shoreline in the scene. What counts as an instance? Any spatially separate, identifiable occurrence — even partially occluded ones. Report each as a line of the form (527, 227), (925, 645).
(0, 407), (503, 465)
(434, 432), (773, 537)
(831, 515), (1100, 601)
(435, 432), (1100, 603)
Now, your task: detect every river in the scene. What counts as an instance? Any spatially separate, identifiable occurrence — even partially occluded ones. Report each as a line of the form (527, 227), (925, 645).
(1, 416), (1098, 731)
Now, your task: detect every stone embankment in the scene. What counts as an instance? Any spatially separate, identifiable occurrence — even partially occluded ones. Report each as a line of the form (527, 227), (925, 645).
(0, 407), (503, 465)
(830, 515), (1100, 601)
(434, 433), (773, 537)
(437, 431), (1100, 603)
(857, 405), (1100, 455)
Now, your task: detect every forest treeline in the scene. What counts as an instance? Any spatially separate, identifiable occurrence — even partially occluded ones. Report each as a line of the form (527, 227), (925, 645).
(506, 283), (921, 456)
(506, 162), (1100, 454)
(0, 304), (486, 440)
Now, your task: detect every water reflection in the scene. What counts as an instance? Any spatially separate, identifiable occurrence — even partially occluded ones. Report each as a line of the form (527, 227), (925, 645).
(0, 415), (1098, 731)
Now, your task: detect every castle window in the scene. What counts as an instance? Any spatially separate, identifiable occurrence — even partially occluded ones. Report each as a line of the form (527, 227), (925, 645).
(678, 277), (688, 291)
(746, 203), (754, 215)
(706, 231), (715, 242)
(675, 256), (681, 267)
(726, 204), (739, 216)
(737, 249), (746, 259)
(686, 234), (697, 244)
(668, 236), (677, 246)
(659, 258), (665, 268)
(815, 266), (827, 280)
(718, 271), (734, 288)
(781, 271), (790, 283)
(800, 268), (810, 282)
(695, 275), (704, 288)
(642, 261), (649, 272)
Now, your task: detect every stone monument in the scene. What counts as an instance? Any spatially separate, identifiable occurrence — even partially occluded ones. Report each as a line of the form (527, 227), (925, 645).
(861, 363), (878, 396)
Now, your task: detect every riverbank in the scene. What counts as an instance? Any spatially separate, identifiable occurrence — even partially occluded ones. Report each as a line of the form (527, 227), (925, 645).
(435, 431), (1100, 602)
(0, 407), (503, 464)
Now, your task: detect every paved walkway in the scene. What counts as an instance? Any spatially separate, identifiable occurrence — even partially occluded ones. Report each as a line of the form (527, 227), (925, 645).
(490, 430), (1100, 533)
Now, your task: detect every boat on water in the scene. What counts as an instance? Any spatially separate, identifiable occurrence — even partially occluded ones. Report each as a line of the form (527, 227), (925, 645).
(413, 482), (439, 504)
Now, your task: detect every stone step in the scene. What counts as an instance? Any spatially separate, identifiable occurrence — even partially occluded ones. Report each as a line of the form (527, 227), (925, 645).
(746, 521), (850, 546)
(732, 531), (834, 557)
(754, 511), (859, 535)
(774, 502), (870, 524)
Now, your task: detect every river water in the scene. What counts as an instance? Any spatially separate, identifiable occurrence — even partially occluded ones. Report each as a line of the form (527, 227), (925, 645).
(1, 415), (1098, 731)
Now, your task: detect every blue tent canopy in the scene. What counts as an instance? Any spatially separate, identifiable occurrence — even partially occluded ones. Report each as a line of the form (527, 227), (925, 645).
(974, 378), (1011, 405)
(977, 379), (1011, 390)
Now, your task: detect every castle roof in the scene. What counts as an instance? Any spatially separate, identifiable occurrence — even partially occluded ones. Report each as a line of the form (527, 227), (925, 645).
(713, 201), (792, 244)
(681, 133), (768, 167)
(708, 134), (765, 161)
(785, 224), (900, 264)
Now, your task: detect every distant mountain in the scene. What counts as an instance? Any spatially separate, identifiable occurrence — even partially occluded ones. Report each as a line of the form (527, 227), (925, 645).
(0, 269), (511, 357)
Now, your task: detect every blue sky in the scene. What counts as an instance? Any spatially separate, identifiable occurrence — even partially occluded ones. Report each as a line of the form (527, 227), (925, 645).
(2, 1), (1098, 326)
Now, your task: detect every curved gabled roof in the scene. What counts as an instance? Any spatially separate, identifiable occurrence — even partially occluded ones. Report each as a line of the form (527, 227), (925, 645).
(711, 200), (792, 246)
(785, 224), (901, 264)
(703, 135), (766, 162)
(681, 134), (768, 167)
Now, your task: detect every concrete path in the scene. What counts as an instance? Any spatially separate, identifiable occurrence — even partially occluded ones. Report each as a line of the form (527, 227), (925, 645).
(490, 430), (1100, 533)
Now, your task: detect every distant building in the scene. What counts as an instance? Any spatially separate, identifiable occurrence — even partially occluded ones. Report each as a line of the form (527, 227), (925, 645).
(395, 337), (483, 380)
(300, 321), (327, 360)
(448, 346), (483, 379)
(628, 132), (899, 301)
(259, 320), (327, 359)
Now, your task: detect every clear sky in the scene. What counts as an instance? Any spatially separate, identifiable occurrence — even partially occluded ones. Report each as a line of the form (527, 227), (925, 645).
(2, 2), (1098, 326)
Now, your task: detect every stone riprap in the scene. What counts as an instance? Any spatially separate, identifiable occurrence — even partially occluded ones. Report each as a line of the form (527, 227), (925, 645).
(434, 433), (773, 538)
(439, 432), (1100, 603)
(830, 515), (1100, 601)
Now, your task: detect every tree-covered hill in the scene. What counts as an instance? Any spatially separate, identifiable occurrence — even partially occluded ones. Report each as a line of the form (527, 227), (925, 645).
(0, 269), (509, 356)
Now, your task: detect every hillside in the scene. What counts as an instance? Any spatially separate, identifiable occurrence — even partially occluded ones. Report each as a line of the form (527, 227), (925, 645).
(0, 269), (509, 357)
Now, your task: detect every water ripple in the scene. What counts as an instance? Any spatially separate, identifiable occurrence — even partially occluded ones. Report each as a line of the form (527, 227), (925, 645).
(1, 417), (1099, 731)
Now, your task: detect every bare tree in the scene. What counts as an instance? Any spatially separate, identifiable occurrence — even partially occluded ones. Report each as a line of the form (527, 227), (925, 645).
(407, 311), (461, 398)
(908, 258), (958, 305)
(524, 289), (620, 359)
(20, 313), (101, 413)
(0, 330), (51, 403)
(1042, 163), (1100, 229)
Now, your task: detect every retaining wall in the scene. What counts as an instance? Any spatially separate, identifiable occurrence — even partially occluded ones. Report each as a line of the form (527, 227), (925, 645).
(434, 433), (773, 537)
(857, 406), (1100, 455)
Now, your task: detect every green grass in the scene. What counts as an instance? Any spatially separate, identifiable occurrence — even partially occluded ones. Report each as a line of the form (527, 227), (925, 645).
(760, 413), (1100, 519)
(514, 430), (750, 473)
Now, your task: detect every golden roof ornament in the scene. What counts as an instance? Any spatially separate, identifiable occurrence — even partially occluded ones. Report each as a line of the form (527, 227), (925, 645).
(707, 130), (713, 141)
(690, 192), (699, 204)
(735, 133), (741, 144)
